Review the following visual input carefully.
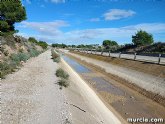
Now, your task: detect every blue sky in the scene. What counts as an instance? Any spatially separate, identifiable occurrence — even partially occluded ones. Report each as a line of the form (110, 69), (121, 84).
(16, 0), (165, 45)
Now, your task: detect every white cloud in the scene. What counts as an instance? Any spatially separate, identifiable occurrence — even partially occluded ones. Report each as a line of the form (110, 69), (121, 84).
(25, 0), (31, 4)
(89, 18), (100, 22)
(19, 20), (69, 36)
(103, 9), (136, 20)
(17, 22), (165, 44)
(50, 0), (65, 3)
(63, 23), (165, 42)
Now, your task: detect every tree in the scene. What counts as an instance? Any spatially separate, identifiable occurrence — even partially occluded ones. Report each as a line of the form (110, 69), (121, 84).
(61, 43), (67, 48)
(71, 45), (76, 48)
(52, 43), (67, 48)
(38, 41), (48, 49)
(132, 30), (154, 46)
(28, 37), (38, 44)
(0, 1), (26, 35)
(86, 45), (93, 49)
(77, 44), (85, 48)
(102, 40), (118, 49)
(52, 43), (58, 48)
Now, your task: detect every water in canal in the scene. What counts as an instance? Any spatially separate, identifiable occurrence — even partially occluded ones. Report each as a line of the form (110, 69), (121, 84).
(62, 54), (165, 121)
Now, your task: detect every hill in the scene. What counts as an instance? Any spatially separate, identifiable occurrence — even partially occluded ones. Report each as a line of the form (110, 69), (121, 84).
(0, 35), (46, 78)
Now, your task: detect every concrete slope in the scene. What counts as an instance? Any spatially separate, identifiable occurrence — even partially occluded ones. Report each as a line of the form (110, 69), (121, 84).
(61, 58), (122, 124)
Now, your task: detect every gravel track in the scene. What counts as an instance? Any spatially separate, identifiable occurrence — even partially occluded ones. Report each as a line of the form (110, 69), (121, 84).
(1, 50), (71, 124)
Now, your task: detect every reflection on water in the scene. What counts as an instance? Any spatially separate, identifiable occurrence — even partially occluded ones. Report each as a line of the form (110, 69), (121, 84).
(62, 55), (124, 96)
(62, 55), (91, 73)
(92, 77), (125, 96)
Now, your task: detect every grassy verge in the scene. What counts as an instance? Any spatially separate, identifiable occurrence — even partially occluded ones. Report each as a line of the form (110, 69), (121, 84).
(55, 68), (70, 89)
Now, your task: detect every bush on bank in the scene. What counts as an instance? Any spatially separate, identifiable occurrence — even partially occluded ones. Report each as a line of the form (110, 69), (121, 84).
(55, 68), (70, 89)
(51, 49), (61, 63)
(0, 49), (41, 79)
(57, 79), (69, 89)
(56, 68), (69, 80)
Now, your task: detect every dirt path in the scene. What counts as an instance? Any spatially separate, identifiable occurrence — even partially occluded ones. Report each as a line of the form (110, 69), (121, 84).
(1, 50), (122, 124)
(1, 50), (71, 124)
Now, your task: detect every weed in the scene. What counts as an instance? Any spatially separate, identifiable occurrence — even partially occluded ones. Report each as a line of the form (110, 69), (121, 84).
(10, 52), (30, 64)
(52, 51), (59, 58)
(18, 48), (24, 53)
(37, 41), (48, 49)
(56, 68), (69, 79)
(53, 57), (60, 63)
(0, 46), (5, 52)
(64, 118), (72, 124)
(4, 50), (9, 56)
(0, 62), (10, 78)
(28, 49), (40, 57)
(57, 79), (69, 89)
(51, 49), (61, 63)
(55, 68), (70, 89)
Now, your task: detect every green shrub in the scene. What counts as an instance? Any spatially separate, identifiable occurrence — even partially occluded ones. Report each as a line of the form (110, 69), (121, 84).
(57, 79), (69, 89)
(53, 57), (60, 63)
(9, 60), (18, 69)
(51, 49), (60, 63)
(4, 50), (9, 56)
(56, 68), (69, 79)
(0, 46), (5, 52)
(18, 48), (24, 53)
(10, 52), (30, 64)
(37, 41), (48, 49)
(0, 62), (10, 78)
(28, 49), (40, 57)
(0, 49), (41, 78)
(28, 37), (38, 44)
(51, 50), (59, 58)
(0, 52), (30, 78)
(18, 52), (29, 61)
(0, 60), (18, 78)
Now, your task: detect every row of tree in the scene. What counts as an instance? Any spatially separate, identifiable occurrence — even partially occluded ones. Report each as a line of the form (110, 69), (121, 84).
(52, 43), (99, 49)
(52, 43), (67, 48)
(52, 30), (154, 49)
